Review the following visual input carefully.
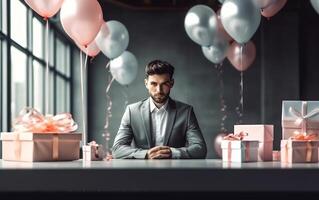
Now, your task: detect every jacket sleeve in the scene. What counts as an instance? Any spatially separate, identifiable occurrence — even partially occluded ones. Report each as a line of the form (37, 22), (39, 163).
(111, 106), (148, 159)
(171, 107), (207, 159)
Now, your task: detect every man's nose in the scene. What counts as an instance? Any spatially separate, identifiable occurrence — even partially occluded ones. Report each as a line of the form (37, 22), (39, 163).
(156, 85), (162, 92)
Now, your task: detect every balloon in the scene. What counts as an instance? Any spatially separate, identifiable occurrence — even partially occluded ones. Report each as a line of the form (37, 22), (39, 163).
(252, 0), (276, 9)
(60, 0), (103, 46)
(24, 0), (64, 18)
(311, 0), (319, 14)
(202, 33), (229, 64)
(221, 0), (261, 44)
(76, 40), (100, 57)
(95, 21), (129, 59)
(214, 133), (227, 159)
(261, 0), (287, 18)
(227, 40), (256, 72)
(184, 5), (218, 46)
(216, 9), (233, 42)
(110, 51), (138, 85)
(218, 0), (225, 4)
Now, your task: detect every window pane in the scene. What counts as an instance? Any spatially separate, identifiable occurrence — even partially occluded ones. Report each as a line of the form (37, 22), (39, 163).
(56, 76), (66, 113)
(56, 38), (66, 74)
(10, 0), (27, 47)
(66, 82), (70, 112)
(49, 30), (54, 66)
(32, 17), (44, 59)
(33, 60), (44, 113)
(11, 47), (27, 120)
(49, 71), (54, 114)
(1, 0), (7, 34)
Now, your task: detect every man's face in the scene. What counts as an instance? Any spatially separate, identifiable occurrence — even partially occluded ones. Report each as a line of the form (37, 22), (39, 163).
(145, 74), (174, 104)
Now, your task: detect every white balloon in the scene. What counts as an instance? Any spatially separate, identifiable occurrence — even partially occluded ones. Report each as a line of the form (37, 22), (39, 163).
(202, 34), (229, 64)
(184, 5), (218, 46)
(95, 20), (129, 59)
(110, 51), (138, 85)
(252, 0), (276, 9)
(221, 0), (261, 44)
(311, 0), (319, 14)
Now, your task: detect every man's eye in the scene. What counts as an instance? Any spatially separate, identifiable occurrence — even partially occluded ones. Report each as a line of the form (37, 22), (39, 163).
(151, 83), (157, 86)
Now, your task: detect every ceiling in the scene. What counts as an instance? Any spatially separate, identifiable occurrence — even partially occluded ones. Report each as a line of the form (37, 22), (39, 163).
(100, 0), (221, 11)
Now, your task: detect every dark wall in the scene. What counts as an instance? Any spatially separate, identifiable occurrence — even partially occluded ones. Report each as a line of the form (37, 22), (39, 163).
(87, 1), (319, 158)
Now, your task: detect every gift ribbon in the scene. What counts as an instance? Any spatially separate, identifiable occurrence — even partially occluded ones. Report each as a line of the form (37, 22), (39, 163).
(289, 101), (319, 135)
(12, 107), (78, 133)
(223, 132), (250, 162)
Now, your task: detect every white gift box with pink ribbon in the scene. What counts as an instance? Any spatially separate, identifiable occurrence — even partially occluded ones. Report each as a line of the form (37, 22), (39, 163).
(221, 133), (259, 162)
(282, 101), (319, 139)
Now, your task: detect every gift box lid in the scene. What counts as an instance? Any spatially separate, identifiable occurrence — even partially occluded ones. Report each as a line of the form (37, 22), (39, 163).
(234, 124), (273, 142)
(0, 132), (82, 141)
(282, 101), (319, 129)
(221, 140), (259, 149)
(280, 139), (319, 149)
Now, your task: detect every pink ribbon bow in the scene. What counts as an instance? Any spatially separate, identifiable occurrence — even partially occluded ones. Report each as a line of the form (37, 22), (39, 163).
(12, 107), (78, 133)
(223, 132), (248, 140)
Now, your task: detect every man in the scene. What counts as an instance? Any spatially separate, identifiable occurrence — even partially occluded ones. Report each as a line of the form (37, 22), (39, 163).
(112, 60), (207, 159)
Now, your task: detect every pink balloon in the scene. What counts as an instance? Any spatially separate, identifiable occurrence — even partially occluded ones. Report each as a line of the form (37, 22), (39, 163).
(76, 40), (100, 57)
(216, 9), (233, 42)
(261, 0), (287, 18)
(214, 133), (227, 159)
(24, 0), (64, 19)
(227, 41), (256, 72)
(60, 0), (103, 47)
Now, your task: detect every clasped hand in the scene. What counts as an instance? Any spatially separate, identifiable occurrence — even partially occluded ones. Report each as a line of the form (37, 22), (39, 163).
(146, 146), (172, 159)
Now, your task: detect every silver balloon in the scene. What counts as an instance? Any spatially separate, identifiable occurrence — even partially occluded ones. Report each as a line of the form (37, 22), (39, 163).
(221, 0), (261, 44)
(184, 5), (218, 46)
(95, 20), (129, 59)
(202, 34), (229, 64)
(311, 0), (319, 14)
(252, 0), (276, 9)
(218, 0), (225, 4)
(110, 51), (138, 86)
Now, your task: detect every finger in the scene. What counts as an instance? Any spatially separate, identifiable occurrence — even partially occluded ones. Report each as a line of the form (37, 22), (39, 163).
(152, 153), (171, 159)
(157, 149), (171, 155)
(148, 146), (162, 154)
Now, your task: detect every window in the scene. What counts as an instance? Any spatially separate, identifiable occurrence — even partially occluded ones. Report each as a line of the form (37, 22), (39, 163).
(11, 47), (27, 120)
(0, 1), (74, 131)
(10, 0), (27, 48)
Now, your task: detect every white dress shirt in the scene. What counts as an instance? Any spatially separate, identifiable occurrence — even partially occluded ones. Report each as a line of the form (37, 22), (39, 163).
(149, 98), (180, 158)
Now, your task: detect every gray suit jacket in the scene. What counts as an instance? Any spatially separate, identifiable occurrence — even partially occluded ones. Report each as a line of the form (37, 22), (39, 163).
(111, 98), (207, 159)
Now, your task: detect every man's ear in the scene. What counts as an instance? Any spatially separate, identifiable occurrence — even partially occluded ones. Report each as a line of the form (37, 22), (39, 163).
(170, 79), (174, 88)
(144, 79), (148, 88)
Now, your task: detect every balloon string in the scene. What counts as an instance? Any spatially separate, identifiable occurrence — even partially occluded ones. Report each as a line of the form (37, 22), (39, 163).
(121, 86), (129, 108)
(104, 63), (114, 130)
(45, 20), (49, 115)
(215, 63), (227, 133)
(80, 50), (87, 145)
(239, 44), (244, 124)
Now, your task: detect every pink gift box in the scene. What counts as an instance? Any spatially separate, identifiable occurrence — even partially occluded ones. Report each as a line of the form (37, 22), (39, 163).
(82, 144), (105, 161)
(221, 140), (259, 162)
(234, 125), (274, 161)
(282, 101), (319, 139)
(280, 140), (319, 163)
(1, 132), (82, 162)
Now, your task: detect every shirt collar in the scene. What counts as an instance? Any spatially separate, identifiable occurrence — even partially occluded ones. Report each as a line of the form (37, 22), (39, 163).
(149, 97), (169, 112)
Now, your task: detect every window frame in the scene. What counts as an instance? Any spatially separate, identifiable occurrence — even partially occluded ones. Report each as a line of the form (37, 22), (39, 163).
(0, 0), (74, 131)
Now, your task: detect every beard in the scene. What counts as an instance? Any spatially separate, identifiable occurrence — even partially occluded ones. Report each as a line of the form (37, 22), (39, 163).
(150, 91), (170, 104)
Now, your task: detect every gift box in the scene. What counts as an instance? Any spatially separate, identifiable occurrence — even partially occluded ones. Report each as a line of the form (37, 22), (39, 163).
(82, 141), (106, 161)
(221, 133), (259, 162)
(1, 132), (82, 162)
(280, 139), (319, 163)
(234, 125), (274, 161)
(282, 101), (319, 139)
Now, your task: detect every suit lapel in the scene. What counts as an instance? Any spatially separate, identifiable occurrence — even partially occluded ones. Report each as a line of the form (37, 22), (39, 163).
(140, 99), (153, 148)
(163, 98), (177, 146)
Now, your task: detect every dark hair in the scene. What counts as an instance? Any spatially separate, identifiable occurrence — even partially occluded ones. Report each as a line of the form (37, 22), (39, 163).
(145, 60), (175, 79)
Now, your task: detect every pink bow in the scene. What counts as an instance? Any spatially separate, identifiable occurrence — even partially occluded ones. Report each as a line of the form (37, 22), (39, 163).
(13, 107), (78, 133)
(223, 132), (248, 141)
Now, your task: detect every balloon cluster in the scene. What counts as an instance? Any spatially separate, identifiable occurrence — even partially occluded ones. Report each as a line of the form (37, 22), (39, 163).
(184, 1), (287, 157)
(24, 0), (140, 153)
